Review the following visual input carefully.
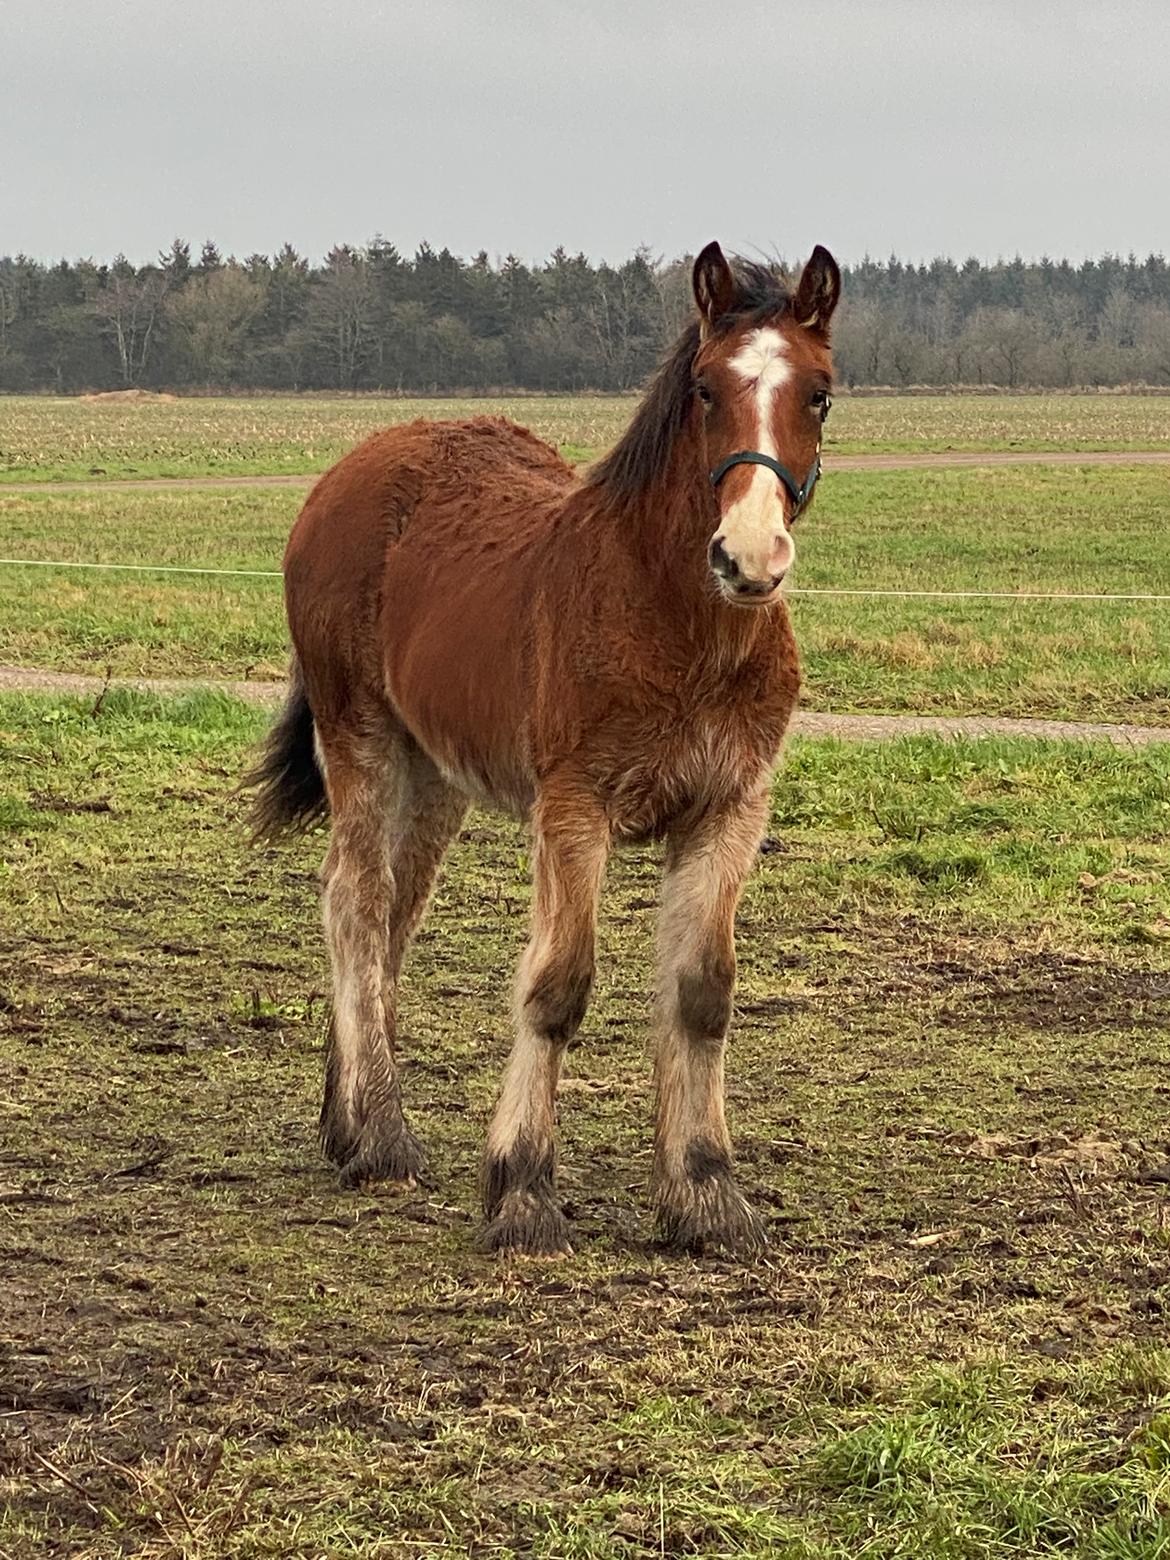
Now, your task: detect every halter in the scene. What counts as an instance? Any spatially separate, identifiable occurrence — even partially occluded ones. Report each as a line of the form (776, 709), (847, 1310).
(709, 444), (822, 521)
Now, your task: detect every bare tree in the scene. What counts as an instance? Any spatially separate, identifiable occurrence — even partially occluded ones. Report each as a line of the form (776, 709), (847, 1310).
(0, 269), (18, 361)
(964, 308), (1041, 388)
(1138, 304), (1170, 383)
(308, 247), (376, 389)
(834, 299), (889, 385)
(91, 260), (169, 385)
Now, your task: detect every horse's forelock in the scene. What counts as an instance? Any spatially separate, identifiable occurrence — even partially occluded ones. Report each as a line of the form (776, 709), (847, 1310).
(724, 259), (793, 326)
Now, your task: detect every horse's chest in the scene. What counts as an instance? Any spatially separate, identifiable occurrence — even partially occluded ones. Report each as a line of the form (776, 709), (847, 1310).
(603, 696), (791, 840)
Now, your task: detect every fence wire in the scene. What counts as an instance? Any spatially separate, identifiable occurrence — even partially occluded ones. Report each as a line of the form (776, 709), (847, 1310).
(2, 555), (1168, 603)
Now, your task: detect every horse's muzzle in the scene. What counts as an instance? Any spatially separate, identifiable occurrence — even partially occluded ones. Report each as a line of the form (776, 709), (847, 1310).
(708, 536), (785, 604)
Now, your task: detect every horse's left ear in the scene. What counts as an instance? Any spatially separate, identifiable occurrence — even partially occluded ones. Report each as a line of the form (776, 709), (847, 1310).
(793, 245), (841, 335)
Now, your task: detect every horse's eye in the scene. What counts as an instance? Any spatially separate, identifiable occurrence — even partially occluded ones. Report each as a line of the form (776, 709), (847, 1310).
(810, 389), (832, 419)
(695, 383), (713, 407)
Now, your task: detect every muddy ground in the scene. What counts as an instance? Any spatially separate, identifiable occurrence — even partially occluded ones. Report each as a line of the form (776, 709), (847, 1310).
(2, 700), (1170, 1556)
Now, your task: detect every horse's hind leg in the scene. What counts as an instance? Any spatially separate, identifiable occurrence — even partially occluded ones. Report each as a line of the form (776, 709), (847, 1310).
(652, 791), (770, 1254)
(317, 720), (466, 1190)
(482, 788), (610, 1255)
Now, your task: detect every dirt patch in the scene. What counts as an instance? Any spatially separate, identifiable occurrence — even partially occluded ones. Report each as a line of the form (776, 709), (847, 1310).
(938, 952), (1170, 1035)
(77, 389), (179, 404)
(789, 925), (1170, 1039)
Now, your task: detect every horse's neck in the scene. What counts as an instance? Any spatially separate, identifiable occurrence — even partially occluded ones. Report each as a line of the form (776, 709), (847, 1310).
(623, 439), (765, 657)
(619, 436), (707, 583)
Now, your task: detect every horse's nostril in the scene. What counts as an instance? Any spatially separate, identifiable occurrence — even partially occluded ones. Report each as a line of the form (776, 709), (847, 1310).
(708, 536), (739, 581)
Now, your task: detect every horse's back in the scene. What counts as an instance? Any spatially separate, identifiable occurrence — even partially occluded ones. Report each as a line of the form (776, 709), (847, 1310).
(293, 415), (572, 547)
(285, 417), (574, 590)
(282, 417), (576, 793)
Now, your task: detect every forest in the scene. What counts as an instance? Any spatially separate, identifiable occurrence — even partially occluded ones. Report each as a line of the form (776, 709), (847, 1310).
(2, 237), (1169, 394)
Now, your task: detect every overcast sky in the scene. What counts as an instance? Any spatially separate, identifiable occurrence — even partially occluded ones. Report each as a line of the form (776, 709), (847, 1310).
(5, 0), (1167, 269)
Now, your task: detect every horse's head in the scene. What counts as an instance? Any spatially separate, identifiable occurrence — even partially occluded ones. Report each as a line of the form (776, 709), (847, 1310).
(691, 242), (840, 607)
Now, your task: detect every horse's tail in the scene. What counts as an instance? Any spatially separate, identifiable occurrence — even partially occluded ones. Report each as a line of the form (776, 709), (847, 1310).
(244, 658), (329, 840)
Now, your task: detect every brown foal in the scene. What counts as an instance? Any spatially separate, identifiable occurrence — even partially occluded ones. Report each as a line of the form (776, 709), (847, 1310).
(248, 241), (840, 1254)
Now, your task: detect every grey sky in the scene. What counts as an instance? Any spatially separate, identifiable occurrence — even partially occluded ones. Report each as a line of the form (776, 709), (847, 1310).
(5, 0), (1167, 268)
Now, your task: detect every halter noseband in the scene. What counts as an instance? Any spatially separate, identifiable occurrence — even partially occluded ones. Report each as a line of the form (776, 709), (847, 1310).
(709, 445), (822, 521)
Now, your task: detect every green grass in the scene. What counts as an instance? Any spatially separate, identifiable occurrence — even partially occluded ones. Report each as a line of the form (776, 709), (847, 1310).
(0, 485), (294, 678)
(2, 466), (1168, 722)
(2, 691), (1170, 1555)
(1, 392), (1169, 484)
(792, 464), (1170, 724)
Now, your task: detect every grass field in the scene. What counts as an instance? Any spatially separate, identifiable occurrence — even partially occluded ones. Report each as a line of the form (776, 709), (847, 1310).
(2, 392), (1170, 484)
(2, 465), (1168, 723)
(3, 394), (1169, 1552)
(3, 690), (1170, 1556)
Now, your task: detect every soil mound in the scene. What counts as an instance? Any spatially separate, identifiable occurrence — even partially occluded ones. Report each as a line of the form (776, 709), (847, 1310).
(78, 389), (178, 403)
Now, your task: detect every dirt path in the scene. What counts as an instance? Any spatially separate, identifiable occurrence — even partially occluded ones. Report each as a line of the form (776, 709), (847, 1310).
(1, 448), (1169, 495)
(832, 449), (1170, 472)
(3, 664), (1166, 745)
(790, 709), (1170, 746)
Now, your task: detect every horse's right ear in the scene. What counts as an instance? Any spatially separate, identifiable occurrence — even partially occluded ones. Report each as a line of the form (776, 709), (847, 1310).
(693, 242), (736, 335)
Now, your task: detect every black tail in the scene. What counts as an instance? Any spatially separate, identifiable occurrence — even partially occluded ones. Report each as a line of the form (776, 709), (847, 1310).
(244, 660), (328, 840)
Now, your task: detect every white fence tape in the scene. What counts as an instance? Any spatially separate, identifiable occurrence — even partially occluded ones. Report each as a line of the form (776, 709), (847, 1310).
(2, 555), (1168, 604)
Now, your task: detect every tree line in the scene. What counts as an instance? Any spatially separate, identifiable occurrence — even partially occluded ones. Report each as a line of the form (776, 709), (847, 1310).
(2, 238), (1169, 395)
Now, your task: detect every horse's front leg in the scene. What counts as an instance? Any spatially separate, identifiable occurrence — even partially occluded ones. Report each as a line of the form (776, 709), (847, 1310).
(481, 790), (610, 1255)
(653, 789), (771, 1253)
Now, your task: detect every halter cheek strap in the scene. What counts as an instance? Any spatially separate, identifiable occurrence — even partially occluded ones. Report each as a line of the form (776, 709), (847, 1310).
(709, 445), (822, 520)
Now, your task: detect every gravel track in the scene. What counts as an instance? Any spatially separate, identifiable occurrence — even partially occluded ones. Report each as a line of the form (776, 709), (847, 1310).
(2, 665), (1166, 746)
(2, 448), (1169, 495)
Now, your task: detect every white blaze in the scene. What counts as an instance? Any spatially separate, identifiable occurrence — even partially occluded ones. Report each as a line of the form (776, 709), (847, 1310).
(718, 327), (796, 587)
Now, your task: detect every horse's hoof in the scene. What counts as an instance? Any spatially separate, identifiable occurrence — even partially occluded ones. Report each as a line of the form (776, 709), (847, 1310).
(334, 1126), (426, 1192)
(480, 1189), (573, 1257)
(655, 1177), (767, 1256)
(348, 1172), (417, 1195)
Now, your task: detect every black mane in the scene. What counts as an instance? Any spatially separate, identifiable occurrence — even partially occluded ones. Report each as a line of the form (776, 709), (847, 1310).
(587, 259), (792, 502)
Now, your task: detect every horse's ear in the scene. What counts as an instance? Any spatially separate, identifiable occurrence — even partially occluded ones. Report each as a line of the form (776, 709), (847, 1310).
(793, 245), (841, 335)
(692, 242), (736, 334)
